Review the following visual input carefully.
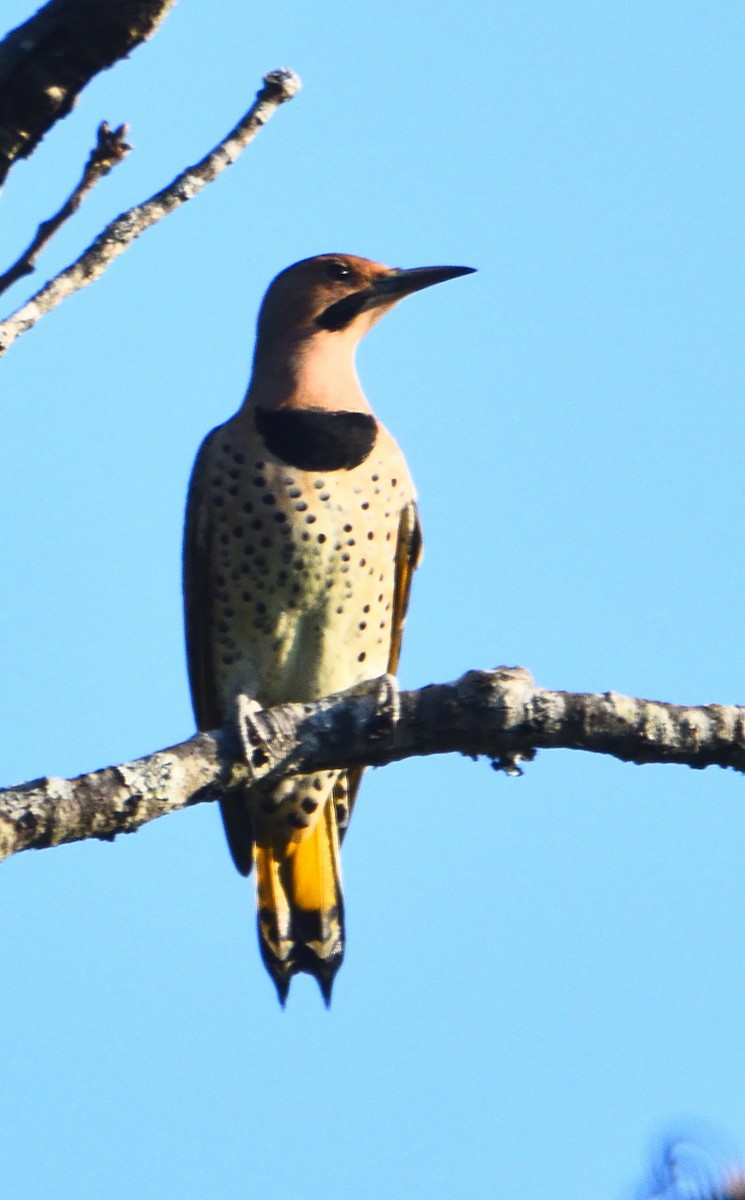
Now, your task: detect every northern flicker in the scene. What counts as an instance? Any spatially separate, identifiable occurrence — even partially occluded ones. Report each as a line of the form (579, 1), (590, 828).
(183, 253), (474, 1002)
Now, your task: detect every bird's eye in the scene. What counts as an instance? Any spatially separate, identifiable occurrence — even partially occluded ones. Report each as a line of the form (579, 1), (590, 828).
(325, 261), (352, 281)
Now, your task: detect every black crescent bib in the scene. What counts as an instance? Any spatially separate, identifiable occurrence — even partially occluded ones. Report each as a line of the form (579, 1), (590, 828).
(254, 408), (378, 472)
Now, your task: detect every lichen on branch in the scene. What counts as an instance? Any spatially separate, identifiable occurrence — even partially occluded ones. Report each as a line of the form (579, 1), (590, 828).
(1, 667), (743, 863)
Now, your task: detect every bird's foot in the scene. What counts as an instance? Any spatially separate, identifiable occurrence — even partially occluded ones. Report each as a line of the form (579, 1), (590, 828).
(371, 672), (400, 737)
(342, 673), (400, 738)
(232, 694), (283, 785)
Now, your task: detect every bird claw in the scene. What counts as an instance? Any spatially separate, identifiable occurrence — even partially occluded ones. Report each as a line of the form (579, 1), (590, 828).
(232, 676), (400, 784)
(232, 694), (278, 784)
(347, 673), (400, 738)
(373, 673), (400, 735)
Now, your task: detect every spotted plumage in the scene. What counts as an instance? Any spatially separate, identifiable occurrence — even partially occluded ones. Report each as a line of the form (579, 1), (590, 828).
(183, 253), (473, 1002)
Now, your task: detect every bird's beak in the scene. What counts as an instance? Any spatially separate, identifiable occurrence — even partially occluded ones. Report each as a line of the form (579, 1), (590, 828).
(371, 264), (476, 301)
(317, 264), (475, 331)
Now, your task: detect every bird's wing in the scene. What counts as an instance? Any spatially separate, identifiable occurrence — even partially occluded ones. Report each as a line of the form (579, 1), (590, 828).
(183, 428), (255, 876)
(386, 499), (423, 677)
(341, 500), (423, 833)
(183, 428), (222, 732)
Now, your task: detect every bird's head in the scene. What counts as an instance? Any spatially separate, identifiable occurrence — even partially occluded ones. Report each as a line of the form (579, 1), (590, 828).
(255, 254), (475, 350)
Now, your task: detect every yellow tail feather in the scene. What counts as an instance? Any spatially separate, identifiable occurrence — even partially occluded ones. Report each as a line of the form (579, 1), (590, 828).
(254, 795), (344, 1005)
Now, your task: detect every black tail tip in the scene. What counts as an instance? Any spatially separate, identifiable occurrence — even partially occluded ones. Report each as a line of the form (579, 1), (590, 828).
(296, 943), (341, 1007)
(273, 976), (290, 1007)
(317, 972), (335, 1008)
(261, 919), (344, 1006)
(266, 959), (340, 1007)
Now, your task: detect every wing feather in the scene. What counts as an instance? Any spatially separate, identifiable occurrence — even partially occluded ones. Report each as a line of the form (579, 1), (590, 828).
(183, 427), (254, 875)
(183, 428), (222, 731)
(341, 500), (423, 834)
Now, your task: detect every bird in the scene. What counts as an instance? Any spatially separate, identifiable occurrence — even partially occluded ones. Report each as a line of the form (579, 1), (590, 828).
(183, 253), (474, 1003)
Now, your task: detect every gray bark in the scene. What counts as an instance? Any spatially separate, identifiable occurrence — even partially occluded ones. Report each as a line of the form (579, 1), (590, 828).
(2, 666), (743, 862)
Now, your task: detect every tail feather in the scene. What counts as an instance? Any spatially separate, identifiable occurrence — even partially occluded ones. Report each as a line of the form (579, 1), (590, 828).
(254, 840), (295, 1004)
(254, 794), (344, 1004)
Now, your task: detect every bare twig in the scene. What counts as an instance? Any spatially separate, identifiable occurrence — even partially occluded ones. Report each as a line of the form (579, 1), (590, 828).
(0, 122), (131, 298)
(1, 667), (743, 862)
(0, 68), (301, 357)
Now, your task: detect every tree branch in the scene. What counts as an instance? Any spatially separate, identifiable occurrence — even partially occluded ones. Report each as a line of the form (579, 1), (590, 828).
(0, 121), (131, 297)
(639, 1135), (745, 1200)
(0, 67), (301, 357)
(2, 667), (743, 863)
(0, 0), (175, 186)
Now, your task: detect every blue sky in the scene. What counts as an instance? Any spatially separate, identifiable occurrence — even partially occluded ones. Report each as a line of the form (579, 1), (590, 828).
(2, 2), (745, 1197)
